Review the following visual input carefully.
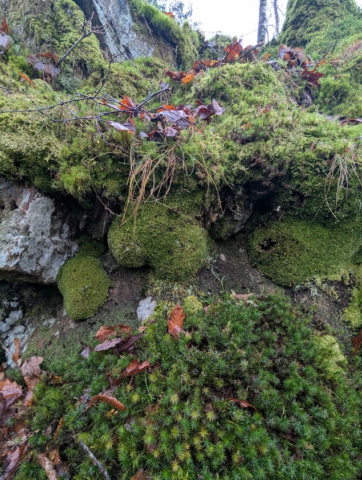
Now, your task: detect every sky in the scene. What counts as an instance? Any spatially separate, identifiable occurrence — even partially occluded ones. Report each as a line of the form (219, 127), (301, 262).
(173, 0), (362, 44)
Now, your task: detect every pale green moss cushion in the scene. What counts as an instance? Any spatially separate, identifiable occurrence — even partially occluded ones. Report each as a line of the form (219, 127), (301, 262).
(57, 254), (110, 320)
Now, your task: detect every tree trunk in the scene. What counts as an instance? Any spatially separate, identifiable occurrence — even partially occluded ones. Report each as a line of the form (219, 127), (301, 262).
(257, 0), (268, 44)
(273, 0), (280, 35)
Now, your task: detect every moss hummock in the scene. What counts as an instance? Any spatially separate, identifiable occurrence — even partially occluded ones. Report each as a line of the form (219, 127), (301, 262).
(57, 254), (110, 320)
(280, 0), (358, 47)
(249, 218), (362, 287)
(108, 198), (209, 281)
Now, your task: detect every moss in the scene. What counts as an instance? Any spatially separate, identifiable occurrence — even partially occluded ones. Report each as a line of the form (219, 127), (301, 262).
(108, 196), (209, 281)
(280, 0), (359, 48)
(76, 238), (105, 259)
(314, 334), (347, 375)
(57, 254), (110, 320)
(343, 287), (362, 328)
(249, 218), (362, 287)
(183, 295), (203, 315)
(22, 295), (362, 479)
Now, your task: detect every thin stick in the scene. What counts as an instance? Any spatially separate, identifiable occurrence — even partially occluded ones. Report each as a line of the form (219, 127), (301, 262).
(77, 440), (112, 480)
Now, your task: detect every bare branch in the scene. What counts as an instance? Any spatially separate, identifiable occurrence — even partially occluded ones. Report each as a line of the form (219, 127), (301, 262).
(77, 440), (112, 480)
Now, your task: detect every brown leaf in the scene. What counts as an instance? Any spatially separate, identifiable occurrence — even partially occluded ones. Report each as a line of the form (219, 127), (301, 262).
(352, 330), (362, 355)
(0, 18), (10, 35)
(119, 359), (150, 379)
(181, 73), (195, 84)
(94, 338), (123, 352)
(0, 442), (29, 480)
(53, 416), (64, 441)
(20, 356), (43, 407)
(163, 11), (175, 18)
(26, 56), (59, 83)
(164, 70), (186, 82)
(118, 333), (144, 352)
(228, 398), (258, 411)
(119, 95), (136, 112)
(88, 394), (127, 411)
(263, 53), (271, 61)
(95, 324), (131, 342)
(19, 72), (36, 88)
(157, 104), (176, 112)
(168, 305), (185, 340)
(0, 379), (22, 411)
(224, 39), (243, 63)
(38, 453), (60, 480)
(12, 338), (21, 365)
(38, 52), (58, 63)
(131, 469), (149, 480)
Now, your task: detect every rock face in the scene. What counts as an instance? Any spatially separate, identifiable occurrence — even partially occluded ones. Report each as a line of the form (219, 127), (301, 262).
(0, 178), (78, 284)
(75, 0), (175, 62)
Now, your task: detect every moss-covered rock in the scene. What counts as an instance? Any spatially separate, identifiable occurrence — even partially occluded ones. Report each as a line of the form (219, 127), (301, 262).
(280, 0), (359, 48)
(57, 254), (110, 320)
(249, 218), (362, 286)
(108, 197), (209, 281)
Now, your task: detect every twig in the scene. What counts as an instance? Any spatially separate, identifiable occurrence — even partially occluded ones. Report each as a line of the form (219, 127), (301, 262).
(38, 454), (60, 480)
(77, 440), (112, 480)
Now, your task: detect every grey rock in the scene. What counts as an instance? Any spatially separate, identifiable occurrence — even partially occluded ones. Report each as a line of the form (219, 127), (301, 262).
(0, 178), (78, 284)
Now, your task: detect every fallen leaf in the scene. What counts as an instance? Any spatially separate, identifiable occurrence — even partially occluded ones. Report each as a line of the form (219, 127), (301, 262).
(0, 442), (29, 480)
(119, 95), (136, 112)
(0, 18), (10, 35)
(224, 39), (243, 63)
(38, 52), (58, 63)
(0, 379), (22, 411)
(118, 333), (144, 352)
(228, 398), (258, 411)
(95, 324), (132, 342)
(53, 416), (64, 441)
(131, 469), (149, 480)
(164, 70), (186, 82)
(181, 73), (195, 84)
(108, 119), (136, 135)
(88, 394), (127, 411)
(80, 345), (93, 359)
(20, 356), (43, 407)
(119, 359), (150, 379)
(19, 72), (36, 88)
(12, 338), (21, 365)
(94, 338), (123, 352)
(352, 330), (362, 355)
(163, 11), (175, 18)
(168, 305), (186, 340)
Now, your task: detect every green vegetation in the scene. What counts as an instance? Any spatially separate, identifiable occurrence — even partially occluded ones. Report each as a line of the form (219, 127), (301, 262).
(18, 295), (362, 480)
(57, 254), (110, 320)
(108, 197), (209, 281)
(280, 0), (359, 48)
(344, 287), (362, 328)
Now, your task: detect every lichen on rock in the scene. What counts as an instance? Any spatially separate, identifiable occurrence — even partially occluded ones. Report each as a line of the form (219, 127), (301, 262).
(57, 254), (110, 320)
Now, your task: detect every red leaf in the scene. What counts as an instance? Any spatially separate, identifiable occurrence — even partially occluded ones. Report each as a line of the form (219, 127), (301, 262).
(119, 359), (150, 379)
(89, 394), (127, 411)
(352, 330), (362, 355)
(168, 305), (185, 340)
(229, 398), (258, 411)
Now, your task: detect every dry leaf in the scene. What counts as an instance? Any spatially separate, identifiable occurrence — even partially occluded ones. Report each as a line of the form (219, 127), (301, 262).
(11, 338), (21, 365)
(352, 330), (362, 355)
(95, 324), (131, 342)
(229, 398), (258, 411)
(19, 72), (36, 88)
(89, 394), (127, 411)
(119, 359), (150, 379)
(94, 338), (123, 352)
(131, 469), (149, 480)
(20, 356), (43, 407)
(168, 305), (186, 340)
(0, 442), (29, 480)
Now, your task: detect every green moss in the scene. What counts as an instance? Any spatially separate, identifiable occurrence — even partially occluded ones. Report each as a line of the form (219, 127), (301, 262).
(314, 334), (347, 375)
(76, 237), (106, 259)
(280, 0), (359, 47)
(23, 295), (362, 479)
(249, 218), (362, 287)
(343, 287), (362, 328)
(108, 196), (209, 281)
(57, 254), (110, 320)
(183, 295), (203, 315)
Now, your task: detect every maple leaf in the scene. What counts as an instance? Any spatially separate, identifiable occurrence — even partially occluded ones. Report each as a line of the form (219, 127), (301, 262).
(168, 305), (186, 340)
(119, 358), (151, 379)
(228, 398), (258, 411)
(352, 330), (362, 355)
(224, 39), (243, 63)
(20, 356), (43, 407)
(89, 393), (127, 411)
(95, 324), (132, 342)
